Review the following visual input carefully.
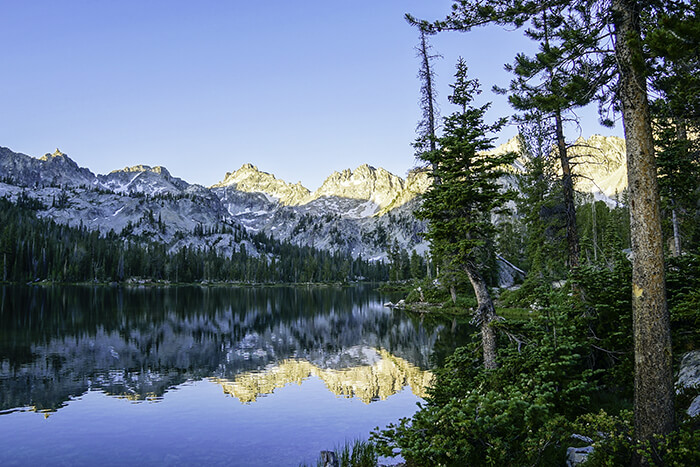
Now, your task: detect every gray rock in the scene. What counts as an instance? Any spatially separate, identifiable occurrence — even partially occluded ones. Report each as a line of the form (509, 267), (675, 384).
(320, 450), (339, 467)
(566, 445), (594, 466)
(677, 350), (700, 392)
(571, 433), (593, 444)
(0, 146), (95, 188)
(677, 350), (700, 417)
(688, 395), (700, 418)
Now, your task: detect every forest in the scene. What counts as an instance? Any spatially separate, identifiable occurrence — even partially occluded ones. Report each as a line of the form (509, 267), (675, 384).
(0, 197), (389, 285)
(368, 1), (699, 466)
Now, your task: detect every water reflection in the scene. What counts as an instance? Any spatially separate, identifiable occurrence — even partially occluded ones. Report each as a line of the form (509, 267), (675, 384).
(214, 348), (433, 404)
(0, 284), (467, 414)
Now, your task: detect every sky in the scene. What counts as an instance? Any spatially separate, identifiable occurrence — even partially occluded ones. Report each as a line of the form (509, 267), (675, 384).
(0, 0), (622, 191)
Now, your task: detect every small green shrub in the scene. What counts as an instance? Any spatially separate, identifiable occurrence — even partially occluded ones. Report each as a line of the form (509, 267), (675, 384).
(573, 410), (700, 466)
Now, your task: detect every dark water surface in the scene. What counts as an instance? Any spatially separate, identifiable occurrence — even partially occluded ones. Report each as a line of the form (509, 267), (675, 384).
(0, 284), (468, 466)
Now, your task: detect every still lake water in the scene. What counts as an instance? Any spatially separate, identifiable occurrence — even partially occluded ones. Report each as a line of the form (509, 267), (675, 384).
(0, 284), (468, 466)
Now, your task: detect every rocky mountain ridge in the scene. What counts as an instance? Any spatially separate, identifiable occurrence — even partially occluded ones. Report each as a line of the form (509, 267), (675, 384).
(0, 134), (626, 261)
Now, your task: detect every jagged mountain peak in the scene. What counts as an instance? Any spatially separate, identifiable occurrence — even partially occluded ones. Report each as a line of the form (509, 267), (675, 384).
(39, 148), (77, 165)
(98, 163), (189, 195)
(240, 163), (258, 171)
(311, 165), (406, 216)
(212, 163), (311, 206)
(213, 163), (280, 187)
(39, 148), (66, 161)
(317, 164), (402, 192)
(110, 165), (173, 178)
(0, 146), (94, 187)
(328, 164), (387, 179)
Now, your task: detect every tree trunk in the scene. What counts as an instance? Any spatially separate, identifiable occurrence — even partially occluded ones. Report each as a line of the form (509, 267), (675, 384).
(418, 29), (440, 180)
(670, 119), (687, 257)
(420, 30), (438, 156)
(671, 202), (680, 257)
(465, 259), (498, 369)
(543, 10), (580, 270)
(555, 110), (580, 269)
(612, 0), (674, 456)
(592, 200), (598, 262)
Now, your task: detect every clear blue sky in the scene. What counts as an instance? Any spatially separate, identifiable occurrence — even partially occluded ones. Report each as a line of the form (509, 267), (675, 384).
(0, 0), (621, 190)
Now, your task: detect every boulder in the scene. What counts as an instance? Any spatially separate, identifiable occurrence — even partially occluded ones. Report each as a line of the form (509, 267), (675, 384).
(320, 450), (338, 467)
(677, 350), (700, 391)
(677, 350), (700, 417)
(566, 446), (594, 466)
(688, 396), (700, 418)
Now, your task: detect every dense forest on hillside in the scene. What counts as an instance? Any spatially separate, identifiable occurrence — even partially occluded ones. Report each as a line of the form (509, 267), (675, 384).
(0, 198), (389, 284)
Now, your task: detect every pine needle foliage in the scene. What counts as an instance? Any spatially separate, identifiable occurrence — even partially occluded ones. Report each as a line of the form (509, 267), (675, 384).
(416, 58), (517, 274)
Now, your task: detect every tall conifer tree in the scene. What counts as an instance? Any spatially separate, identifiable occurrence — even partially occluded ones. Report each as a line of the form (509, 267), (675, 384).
(417, 59), (516, 369)
(647, 1), (700, 256)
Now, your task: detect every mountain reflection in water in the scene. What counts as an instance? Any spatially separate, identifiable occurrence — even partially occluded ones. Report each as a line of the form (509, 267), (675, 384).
(215, 348), (433, 404)
(0, 284), (467, 414)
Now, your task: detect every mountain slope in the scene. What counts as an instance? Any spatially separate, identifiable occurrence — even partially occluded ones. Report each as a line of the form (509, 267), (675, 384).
(0, 135), (626, 262)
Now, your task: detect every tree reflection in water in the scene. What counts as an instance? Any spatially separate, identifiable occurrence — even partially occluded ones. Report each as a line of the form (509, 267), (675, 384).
(0, 284), (471, 414)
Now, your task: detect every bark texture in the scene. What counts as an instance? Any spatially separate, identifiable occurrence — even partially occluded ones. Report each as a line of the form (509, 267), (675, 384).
(465, 259), (498, 370)
(612, 0), (675, 452)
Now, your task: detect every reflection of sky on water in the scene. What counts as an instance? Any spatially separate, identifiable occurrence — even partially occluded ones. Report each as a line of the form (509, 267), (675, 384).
(1, 377), (420, 466)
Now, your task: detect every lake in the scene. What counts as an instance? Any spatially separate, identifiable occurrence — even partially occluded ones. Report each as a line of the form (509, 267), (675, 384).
(0, 284), (468, 466)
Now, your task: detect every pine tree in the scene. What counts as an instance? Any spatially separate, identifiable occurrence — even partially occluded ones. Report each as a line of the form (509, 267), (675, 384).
(417, 59), (517, 369)
(410, 0), (680, 452)
(499, 5), (608, 269)
(647, 2), (700, 256)
(514, 117), (568, 291)
(411, 25), (441, 164)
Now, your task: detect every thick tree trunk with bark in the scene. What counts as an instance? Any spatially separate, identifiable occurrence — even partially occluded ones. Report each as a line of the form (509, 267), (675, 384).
(612, 0), (675, 454)
(465, 259), (498, 369)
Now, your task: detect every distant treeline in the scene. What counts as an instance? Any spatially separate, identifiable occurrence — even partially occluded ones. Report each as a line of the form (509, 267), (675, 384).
(0, 198), (389, 284)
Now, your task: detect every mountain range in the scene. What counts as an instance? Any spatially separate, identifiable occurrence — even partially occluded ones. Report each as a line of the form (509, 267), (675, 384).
(0, 135), (626, 261)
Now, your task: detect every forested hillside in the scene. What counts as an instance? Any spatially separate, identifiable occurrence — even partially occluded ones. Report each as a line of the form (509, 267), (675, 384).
(0, 198), (388, 284)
